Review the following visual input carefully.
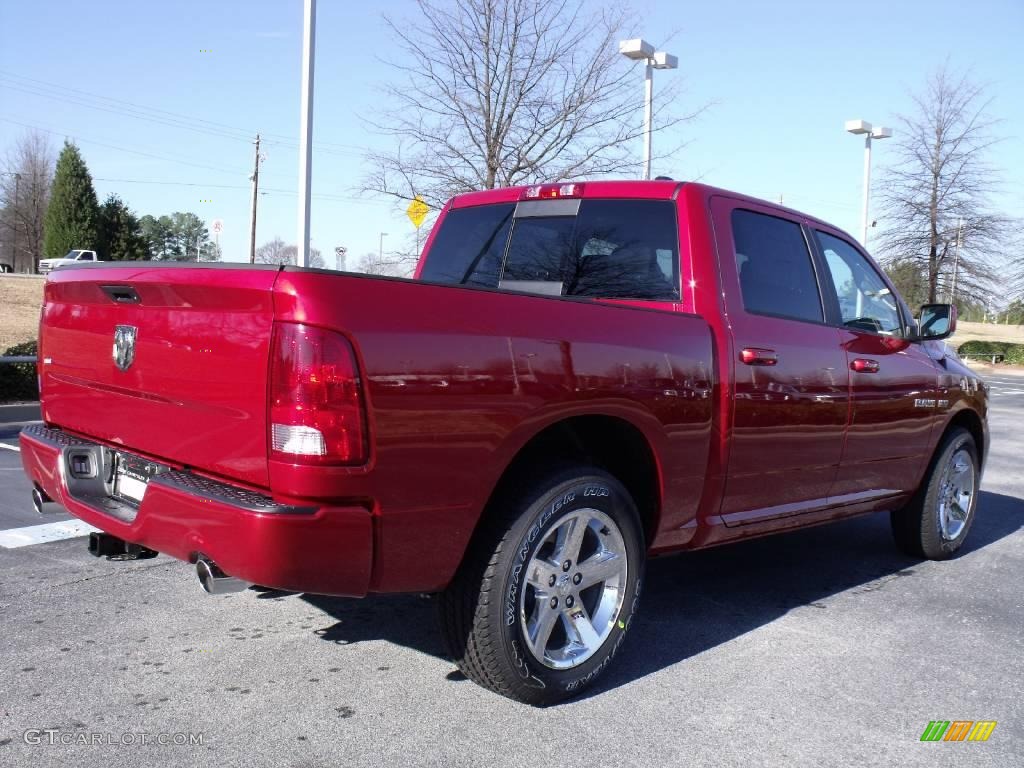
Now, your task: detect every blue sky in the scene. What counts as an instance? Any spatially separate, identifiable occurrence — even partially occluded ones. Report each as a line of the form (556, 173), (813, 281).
(1, 0), (1021, 269)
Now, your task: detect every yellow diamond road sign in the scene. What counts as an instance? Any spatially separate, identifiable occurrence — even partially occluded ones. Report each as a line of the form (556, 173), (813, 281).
(406, 196), (429, 229)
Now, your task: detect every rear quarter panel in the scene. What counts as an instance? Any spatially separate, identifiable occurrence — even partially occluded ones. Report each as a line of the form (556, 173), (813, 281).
(272, 271), (715, 592)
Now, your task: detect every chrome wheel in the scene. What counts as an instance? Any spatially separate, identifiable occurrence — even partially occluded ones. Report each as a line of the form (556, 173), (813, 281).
(519, 508), (628, 670)
(937, 448), (975, 541)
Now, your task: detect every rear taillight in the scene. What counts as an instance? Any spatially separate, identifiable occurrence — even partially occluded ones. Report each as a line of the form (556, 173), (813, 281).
(269, 323), (367, 465)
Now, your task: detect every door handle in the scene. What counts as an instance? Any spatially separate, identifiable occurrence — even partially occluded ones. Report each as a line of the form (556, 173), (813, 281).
(740, 348), (778, 366)
(851, 358), (880, 373)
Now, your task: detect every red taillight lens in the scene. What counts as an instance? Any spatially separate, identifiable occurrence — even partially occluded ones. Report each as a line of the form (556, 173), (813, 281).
(269, 323), (367, 465)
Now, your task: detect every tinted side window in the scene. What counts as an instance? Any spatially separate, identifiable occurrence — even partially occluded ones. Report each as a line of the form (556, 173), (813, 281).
(565, 200), (679, 300)
(418, 204), (514, 287)
(816, 231), (903, 335)
(731, 209), (822, 323)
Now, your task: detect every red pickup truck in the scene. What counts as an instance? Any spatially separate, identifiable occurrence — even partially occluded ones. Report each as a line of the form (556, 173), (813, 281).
(20, 181), (988, 705)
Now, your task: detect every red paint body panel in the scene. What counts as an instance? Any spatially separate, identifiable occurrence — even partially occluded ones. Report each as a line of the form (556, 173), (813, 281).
(19, 431), (373, 595)
(39, 265), (277, 488)
(272, 270), (714, 591)
(20, 181), (989, 596)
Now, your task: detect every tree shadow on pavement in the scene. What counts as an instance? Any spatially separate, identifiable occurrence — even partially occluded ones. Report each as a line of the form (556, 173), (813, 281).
(299, 490), (1023, 698)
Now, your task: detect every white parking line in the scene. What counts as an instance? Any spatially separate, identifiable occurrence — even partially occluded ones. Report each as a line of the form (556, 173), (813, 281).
(0, 442), (20, 452)
(0, 520), (100, 549)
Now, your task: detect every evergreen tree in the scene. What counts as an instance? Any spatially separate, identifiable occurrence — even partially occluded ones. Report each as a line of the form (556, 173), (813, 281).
(42, 141), (99, 258)
(97, 194), (149, 261)
(139, 214), (175, 259)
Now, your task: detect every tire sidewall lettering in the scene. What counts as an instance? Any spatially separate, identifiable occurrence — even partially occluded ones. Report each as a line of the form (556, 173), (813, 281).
(500, 478), (640, 695)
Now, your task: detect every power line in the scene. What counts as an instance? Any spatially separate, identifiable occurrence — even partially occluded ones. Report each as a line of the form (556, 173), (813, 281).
(92, 177), (388, 205)
(0, 116), (257, 177)
(0, 71), (371, 157)
(0, 70), (371, 152)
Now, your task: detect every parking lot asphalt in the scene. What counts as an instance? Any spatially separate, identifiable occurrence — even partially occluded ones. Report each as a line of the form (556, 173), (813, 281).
(0, 373), (1021, 767)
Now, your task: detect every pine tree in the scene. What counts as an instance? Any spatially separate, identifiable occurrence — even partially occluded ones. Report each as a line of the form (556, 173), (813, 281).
(42, 141), (99, 258)
(97, 194), (149, 260)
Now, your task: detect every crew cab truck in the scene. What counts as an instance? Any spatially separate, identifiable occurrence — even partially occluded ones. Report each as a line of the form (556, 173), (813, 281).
(20, 181), (988, 705)
(37, 249), (101, 274)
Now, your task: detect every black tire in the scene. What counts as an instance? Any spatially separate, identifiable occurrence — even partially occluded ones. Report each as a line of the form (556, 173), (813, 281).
(438, 465), (644, 705)
(891, 427), (979, 560)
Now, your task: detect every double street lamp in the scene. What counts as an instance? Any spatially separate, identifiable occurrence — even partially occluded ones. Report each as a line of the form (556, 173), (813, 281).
(619, 38), (677, 180)
(845, 119), (892, 247)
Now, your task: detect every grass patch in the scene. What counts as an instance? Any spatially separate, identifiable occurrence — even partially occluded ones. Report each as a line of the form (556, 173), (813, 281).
(957, 340), (1024, 364)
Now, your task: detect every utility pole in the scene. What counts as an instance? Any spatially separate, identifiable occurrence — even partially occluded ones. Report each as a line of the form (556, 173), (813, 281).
(248, 134), (262, 264)
(297, 0), (316, 268)
(948, 217), (963, 304)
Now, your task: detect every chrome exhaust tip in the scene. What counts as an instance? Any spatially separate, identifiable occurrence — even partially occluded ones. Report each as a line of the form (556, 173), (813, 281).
(32, 485), (59, 515)
(196, 558), (249, 595)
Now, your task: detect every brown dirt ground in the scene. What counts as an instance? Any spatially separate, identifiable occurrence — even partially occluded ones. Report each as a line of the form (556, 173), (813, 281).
(0, 275), (45, 350)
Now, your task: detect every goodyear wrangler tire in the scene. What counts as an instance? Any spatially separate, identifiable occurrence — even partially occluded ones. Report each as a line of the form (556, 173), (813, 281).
(891, 427), (979, 560)
(438, 466), (644, 706)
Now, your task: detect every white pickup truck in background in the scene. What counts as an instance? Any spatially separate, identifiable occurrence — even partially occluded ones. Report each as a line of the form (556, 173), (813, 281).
(38, 249), (101, 274)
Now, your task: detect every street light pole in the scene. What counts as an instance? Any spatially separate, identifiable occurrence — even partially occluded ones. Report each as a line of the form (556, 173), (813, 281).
(845, 120), (892, 247)
(642, 61), (653, 180)
(379, 232), (388, 263)
(297, 0), (316, 269)
(619, 39), (677, 180)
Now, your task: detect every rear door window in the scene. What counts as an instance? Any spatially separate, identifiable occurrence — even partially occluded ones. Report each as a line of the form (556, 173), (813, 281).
(731, 209), (823, 323)
(418, 204), (514, 287)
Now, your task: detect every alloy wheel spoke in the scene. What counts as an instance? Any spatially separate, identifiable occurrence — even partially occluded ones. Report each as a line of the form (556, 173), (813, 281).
(949, 499), (967, 522)
(554, 516), (588, 565)
(527, 602), (562, 656)
(565, 607), (601, 651)
(577, 551), (622, 589)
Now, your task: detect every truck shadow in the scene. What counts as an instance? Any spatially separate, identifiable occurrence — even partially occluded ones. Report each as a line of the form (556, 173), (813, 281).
(299, 489), (1023, 700)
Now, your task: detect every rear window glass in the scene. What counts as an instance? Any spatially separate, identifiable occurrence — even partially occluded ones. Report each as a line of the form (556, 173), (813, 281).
(564, 200), (679, 300)
(500, 216), (575, 291)
(423, 199), (679, 300)
(418, 204), (514, 287)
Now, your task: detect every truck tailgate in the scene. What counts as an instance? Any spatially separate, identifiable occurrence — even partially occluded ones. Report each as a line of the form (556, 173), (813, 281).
(39, 264), (279, 488)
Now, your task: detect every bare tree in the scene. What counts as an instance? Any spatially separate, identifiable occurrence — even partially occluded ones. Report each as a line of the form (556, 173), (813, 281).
(254, 237), (325, 268)
(364, 0), (701, 210)
(875, 65), (1013, 305)
(355, 248), (417, 278)
(1, 131), (55, 273)
(354, 230), (421, 278)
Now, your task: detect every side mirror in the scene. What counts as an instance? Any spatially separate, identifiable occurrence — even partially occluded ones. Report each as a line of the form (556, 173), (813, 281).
(915, 303), (957, 341)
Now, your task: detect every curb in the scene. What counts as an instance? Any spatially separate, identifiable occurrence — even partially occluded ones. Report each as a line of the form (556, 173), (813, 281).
(0, 402), (41, 425)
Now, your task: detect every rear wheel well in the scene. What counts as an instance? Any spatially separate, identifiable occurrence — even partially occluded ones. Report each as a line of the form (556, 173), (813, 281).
(486, 415), (660, 545)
